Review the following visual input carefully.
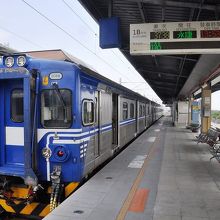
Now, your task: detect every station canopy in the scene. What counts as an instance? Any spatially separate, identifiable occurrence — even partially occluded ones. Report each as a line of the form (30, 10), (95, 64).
(79, 0), (220, 104)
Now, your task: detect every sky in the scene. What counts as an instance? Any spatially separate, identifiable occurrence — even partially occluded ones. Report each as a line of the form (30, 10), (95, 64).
(0, 0), (162, 104)
(212, 91), (220, 110)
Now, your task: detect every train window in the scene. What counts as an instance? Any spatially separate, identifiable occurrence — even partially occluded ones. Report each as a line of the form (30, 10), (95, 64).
(143, 105), (146, 116)
(11, 89), (24, 122)
(130, 103), (134, 118)
(41, 89), (72, 128)
(94, 97), (98, 123)
(123, 102), (128, 120)
(139, 105), (143, 117)
(82, 100), (94, 126)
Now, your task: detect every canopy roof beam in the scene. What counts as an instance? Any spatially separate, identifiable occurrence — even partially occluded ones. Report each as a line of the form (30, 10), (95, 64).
(124, 0), (220, 12)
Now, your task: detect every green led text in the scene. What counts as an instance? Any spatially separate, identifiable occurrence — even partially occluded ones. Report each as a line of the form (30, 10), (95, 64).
(177, 31), (193, 39)
(150, 42), (162, 50)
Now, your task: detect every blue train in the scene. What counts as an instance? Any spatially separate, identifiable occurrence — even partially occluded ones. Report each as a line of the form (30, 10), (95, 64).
(0, 50), (162, 217)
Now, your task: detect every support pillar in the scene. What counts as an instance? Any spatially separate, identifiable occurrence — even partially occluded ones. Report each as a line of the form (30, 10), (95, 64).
(172, 101), (177, 126)
(187, 97), (193, 126)
(177, 100), (188, 127)
(201, 85), (211, 133)
(191, 100), (200, 124)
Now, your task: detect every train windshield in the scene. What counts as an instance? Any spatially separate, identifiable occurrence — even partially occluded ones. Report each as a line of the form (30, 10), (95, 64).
(11, 89), (24, 122)
(41, 89), (72, 128)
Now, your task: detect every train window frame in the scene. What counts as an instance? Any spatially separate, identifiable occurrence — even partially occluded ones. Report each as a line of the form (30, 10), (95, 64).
(123, 102), (128, 120)
(82, 99), (95, 126)
(139, 105), (143, 117)
(143, 105), (146, 116)
(130, 103), (134, 118)
(94, 97), (98, 124)
(11, 89), (24, 123)
(146, 104), (149, 115)
(41, 88), (72, 128)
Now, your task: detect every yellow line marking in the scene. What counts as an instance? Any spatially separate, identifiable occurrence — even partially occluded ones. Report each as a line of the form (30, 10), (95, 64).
(116, 135), (160, 220)
(65, 182), (79, 197)
(11, 187), (30, 199)
(20, 203), (39, 215)
(39, 204), (50, 217)
(0, 199), (16, 213)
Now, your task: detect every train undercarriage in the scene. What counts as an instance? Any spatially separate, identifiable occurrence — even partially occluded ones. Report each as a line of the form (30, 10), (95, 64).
(0, 170), (79, 218)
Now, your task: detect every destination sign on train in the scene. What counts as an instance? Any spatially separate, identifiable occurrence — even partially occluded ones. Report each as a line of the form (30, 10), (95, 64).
(130, 21), (220, 55)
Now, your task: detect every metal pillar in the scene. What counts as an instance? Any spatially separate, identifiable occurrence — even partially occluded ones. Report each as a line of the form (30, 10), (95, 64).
(172, 101), (177, 125)
(191, 100), (200, 124)
(201, 84), (211, 133)
(187, 97), (193, 126)
(108, 0), (113, 17)
(177, 100), (188, 127)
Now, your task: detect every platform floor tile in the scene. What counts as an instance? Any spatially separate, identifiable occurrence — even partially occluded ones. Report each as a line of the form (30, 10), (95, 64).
(152, 119), (220, 220)
(44, 117), (220, 220)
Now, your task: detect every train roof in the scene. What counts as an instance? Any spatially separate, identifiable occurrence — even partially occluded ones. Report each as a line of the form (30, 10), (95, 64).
(24, 49), (159, 105)
(25, 49), (96, 72)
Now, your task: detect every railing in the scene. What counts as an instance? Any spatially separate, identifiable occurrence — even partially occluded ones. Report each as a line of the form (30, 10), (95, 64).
(196, 127), (220, 161)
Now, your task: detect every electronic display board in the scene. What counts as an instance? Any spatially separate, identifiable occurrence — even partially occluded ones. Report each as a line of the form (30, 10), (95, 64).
(200, 30), (220, 38)
(130, 21), (220, 55)
(150, 31), (170, 39)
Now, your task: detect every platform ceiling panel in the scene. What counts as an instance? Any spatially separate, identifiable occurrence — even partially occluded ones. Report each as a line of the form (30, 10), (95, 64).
(79, 0), (220, 103)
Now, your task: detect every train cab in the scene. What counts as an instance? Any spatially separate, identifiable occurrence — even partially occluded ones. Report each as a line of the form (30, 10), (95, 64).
(0, 54), (82, 216)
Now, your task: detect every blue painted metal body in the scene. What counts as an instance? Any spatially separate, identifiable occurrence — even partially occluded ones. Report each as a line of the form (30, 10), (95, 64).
(0, 56), (86, 184)
(34, 59), (84, 183)
(0, 54), (153, 185)
(0, 65), (37, 184)
(99, 17), (121, 49)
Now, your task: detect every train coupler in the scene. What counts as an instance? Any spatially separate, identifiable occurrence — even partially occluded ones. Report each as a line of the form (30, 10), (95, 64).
(26, 184), (44, 204)
(50, 166), (63, 211)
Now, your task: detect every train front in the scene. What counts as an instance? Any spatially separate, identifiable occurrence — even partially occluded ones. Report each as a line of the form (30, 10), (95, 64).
(0, 55), (81, 217)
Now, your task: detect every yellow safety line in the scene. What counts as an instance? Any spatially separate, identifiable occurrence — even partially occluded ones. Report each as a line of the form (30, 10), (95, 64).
(116, 135), (160, 220)
(39, 204), (50, 217)
(11, 187), (30, 199)
(65, 182), (79, 197)
(0, 199), (16, 213)
(20, 203), (39, 215)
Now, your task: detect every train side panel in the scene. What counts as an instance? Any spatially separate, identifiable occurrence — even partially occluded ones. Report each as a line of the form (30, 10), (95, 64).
(138, 102), (146, 133)
(119, 97), (136, 148)
(94, 90), (113, 168)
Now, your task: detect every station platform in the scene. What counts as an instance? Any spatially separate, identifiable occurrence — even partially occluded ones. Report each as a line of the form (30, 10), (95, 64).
(44, 117), (220, 220)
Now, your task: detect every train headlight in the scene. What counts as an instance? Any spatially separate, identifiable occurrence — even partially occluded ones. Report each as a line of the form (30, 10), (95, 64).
(42, 147), (52, 159)
(5, 56), (14, 67)
(17, 56), (26, 67)
(57, 150), (65, 157)
(54, 146), (69, 162)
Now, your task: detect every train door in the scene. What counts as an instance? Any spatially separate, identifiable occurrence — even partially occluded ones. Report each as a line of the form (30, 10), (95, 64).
(149, 102), (152, 123)
(112, 93), (118, 148)
(136, 100), (139, 134)
(144, 104), (147, 128)
(0, 68), (38, 185)
(0, 80), (25, 172)
(94, 91), (101, 157)
(146, 103), (149, 127)
(0, 78), (35, 180)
